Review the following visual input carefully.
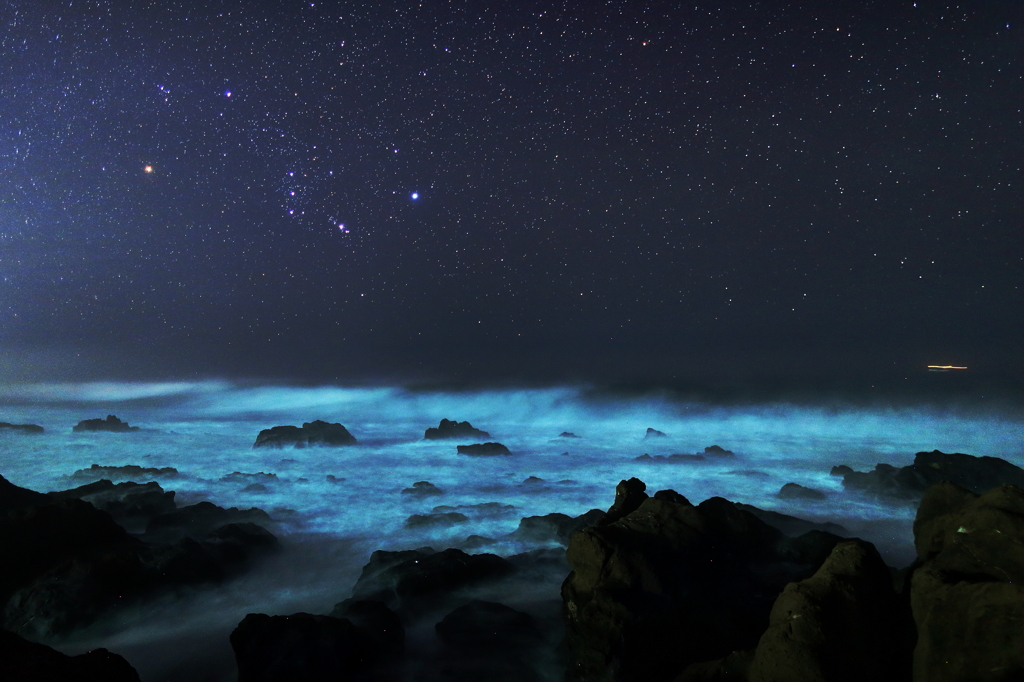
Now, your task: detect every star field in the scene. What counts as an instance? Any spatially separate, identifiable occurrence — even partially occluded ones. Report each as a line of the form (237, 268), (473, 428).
(1, 0), (1020, 391)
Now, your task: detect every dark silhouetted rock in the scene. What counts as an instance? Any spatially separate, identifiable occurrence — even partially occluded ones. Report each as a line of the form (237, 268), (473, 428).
(404, 512), (468, 528)
(253, 420), (356, 448)
(643, 427), (668, 439)
(563, 479), (846, 681)
(72, 415), (139, 432)
(596, 477), (648, 526)
(345, 547), (515, 614)
(842, 450), (1024, 500)
(424, 419), (490, 440)
(70, 463), (180, 481)
(335, 599), (404, 659)
(636, 453), (705, 463)
(402, 481), (443, 496)
(436, 599), (541, 649)
(0, 473), (49, 512)
(0, 628), (140, 682)
(511, 509), (606, 544)
(703, 445), (735, 457)
(47, 480), (176, 530)
(0, 422), (44, 434)
(734, 503), (849, 538)
(742, 539), (908, 682)
(522, 476), (544, 485)
(909, 482), (1024, 682)
(559, 431), (581, 438)
(222, 471), (278, 484)
(461, 535), (499, 549)
(778, 482), (827, 500)
(830, 464), (854, 476)
(145, 501), (272, 543)
(457, 442), (511, 456)
(231, 613), (365, 682)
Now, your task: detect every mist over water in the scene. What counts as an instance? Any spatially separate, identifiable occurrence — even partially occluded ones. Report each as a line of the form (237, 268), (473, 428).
(2, 382), (1022, 680)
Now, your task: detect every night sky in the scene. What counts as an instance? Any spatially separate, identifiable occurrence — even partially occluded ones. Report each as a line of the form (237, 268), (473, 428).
(2, 1), (1021, 395)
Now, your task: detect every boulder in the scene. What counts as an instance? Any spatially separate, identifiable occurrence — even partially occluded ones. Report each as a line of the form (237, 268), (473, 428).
(734, 503), (848, 537)
(0, 422), (44, 434)
(424, 419), (490, 440)
(342, 547), (515, 615)
(909, 482), (1024, 682)
(703, 445), (735, 457)
(253, 421), (356, 448)
(830, 465), (854, 477)
(404, 512), (469, 528)
(456, 442), (511, 456)
(402, 481), (443, 496)
(433, 600), (544, 680)
(563, 480), (846, 681)
(70, 464), (179, 482)
(72, 415), (139, 432)
(559, 432), (581, 438)
(635, 454), (705, 463)
(777, 482), (827, 500)
(643, 427), (668, 439)
(741, 539), (909, 682)
(230, 613), (366, 682)
(0, 628), (140, 682)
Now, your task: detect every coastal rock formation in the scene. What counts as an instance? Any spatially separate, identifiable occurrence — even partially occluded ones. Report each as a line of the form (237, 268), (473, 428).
(643, 427), (668, 439)
(434, 600), (545, 680)
(339, 547), (515, 616)
(47, 479), (176, 531)
(562, 479), (845, 681)
(253, 420), (356, 448)
(231, 605), (402, 682)
(777, 482), (827, 500)
(144, 500), (273, 543)
(404, 512), (468, 528)
(72, 415), (139, 432)
(70, 463), (180, 481)
(0, 422), (44, 434)
(908, 482), (1024, 682)
(511, 509), (606, 544)
(635, 453), (704, 463)
(0, 474), (48, 512)
(734, 503), (849, 537)
(402, 480), (443, 496)
(839, 450), (1024, 500)
(0, 629), (140, 682)
(424, 419), (490, 440)
(702, 445), (735, 457)
(457, 442), (511, 456)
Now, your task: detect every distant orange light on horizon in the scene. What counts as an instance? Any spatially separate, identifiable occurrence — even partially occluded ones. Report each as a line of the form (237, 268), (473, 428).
(927, 365), (967, 370)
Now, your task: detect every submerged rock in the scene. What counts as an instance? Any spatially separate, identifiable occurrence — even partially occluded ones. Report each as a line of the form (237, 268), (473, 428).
(72, 415), (139, 432)
(70, 463), (180, 481)
(0, 422), (44, 434)
(253, 420), (356, 448)
(402, 481), (444, 496)
(702, 445), (735, 457)
(424, 419), (490, 440)
(559, 431), (581, 438)
(404, 512), (468, 528)
(457, 442), (511, 456)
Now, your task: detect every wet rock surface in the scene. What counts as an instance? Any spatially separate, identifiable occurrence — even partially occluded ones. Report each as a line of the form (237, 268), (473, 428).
(456, 442), (511, 456)
(72, 415), (139, 433)
(253, 420), (357, 448)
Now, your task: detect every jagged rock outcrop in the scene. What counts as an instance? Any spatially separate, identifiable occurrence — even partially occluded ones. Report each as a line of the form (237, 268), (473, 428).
(839, 450), (1024, 500)
(0, 422), (44, 434)
(643, 427), (668, 439)
(72, 415), (139, 432)
(47, 479), (176, 531)
(908, 482), (1024, 682)
(457, 442), (511, 456)
(144, 500), (273, 543)
(511, 509), (606, 544)
(0, 474), (48, 512)
(0, 629), (140, 682)
(253, 420), (356, 448)
(734, 503), (849, 537)
(402, 481), (443, 496)
(562, 480), (845, 681)
(424, 419), (490, 440)
(70, 464), (179, 482)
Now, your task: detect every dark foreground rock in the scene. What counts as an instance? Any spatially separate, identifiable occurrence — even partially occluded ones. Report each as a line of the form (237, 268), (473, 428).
(734, 503), (849, 537)
(456, 442), (511, 456)
(231, 603), (403, 682)
(434, 600), (545, 681)
(253, 420), (356, 448)
(0, 422), (44, 434)
(511, 509), (606, 544)
(0, 474), (48, 512)
(0, 628), (140, 682)
(839, 450), (1024, 500)
(424, 419), (490, 440)
(908, 482), (1024, 682)
(563, 479), (846, 681)
(144, 500), (273, 543)
(337, 547), (515, 616)
(72, 415), (139, 432)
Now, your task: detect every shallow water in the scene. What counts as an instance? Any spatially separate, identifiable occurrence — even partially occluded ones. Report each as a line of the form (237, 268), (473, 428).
(1, 382), (1021, 680)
